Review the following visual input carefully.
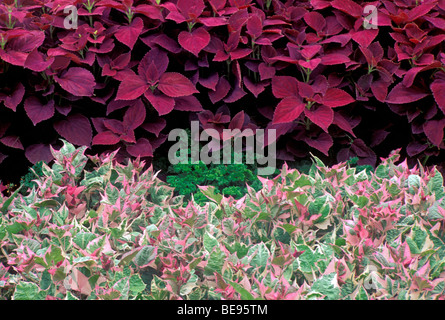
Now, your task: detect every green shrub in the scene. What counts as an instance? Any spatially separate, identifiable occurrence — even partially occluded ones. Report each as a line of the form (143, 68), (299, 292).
(18, 161), (45, 195)
(160, 129), (275, 206)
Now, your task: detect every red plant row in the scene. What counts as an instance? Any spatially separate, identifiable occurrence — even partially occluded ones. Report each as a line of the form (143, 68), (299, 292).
(0, 0), (444, 174)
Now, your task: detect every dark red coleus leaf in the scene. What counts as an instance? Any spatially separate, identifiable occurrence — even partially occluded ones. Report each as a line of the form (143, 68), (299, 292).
(209, 76), (231, 103)
(54, 67), (96, 97)
(123, 100), (146, 130)
(424, 120), (445, 146)
(243, 76), (267, 97)
(304, 131), (333, 156)
(127, 138), (153, 157)
(144, 90), (176, 115)
(174, 95), (203, 111)
(272, 97), (305, 124)
(199, 73), (219, 90)
(141, 118), (166, 137)
(114, 17), (144, 50)
(333, 112), (356, 137)
(331, 0), (363, 18)
(92, 131), (121, 145)
(223, 84), (246, 103)
(305, 104), (334, 133)
(24, 49), (55, 72)
(24, 97), (55, 126)
(321, 88), (355, 108)
(1, 136), (24, 150)
(406, 140), (428, 157)
(228, 111), (245, 131)
(116, 70), (149, 101)
(25, 143), (54, 165)
(431, 79), (445, 114)
(0, 83), (25, 112)
(258, 63), (275, 81)
(157, 72), (199, 98)
(386, 83), (429, 104)
(272, 76), (299, 98)
(178, 27), (211, 57)
(54, 114), (93, 146)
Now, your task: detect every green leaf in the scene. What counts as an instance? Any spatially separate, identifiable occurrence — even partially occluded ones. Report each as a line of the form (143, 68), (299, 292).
(73, 232), (96, 250)
(248, 243), (270, 270)
(113, 277), (130, 300)
(129, 274), (146, 294)
(310, 273), (340, 300)
(13, 281), (43, 300)
(199, 186), (223, 204)
(40, 270), (52, 291)
(104, 184), (119, 205)
(293, 175), (313, 188)
(229, 281), (255, 300)
(428, 169), (445, 199)
(204, 247), (226, 276)
(355, 286), (369, 300)
(45, 245), (64, 266)
(203, 231), (219, 253)
(1, 186), (22, 214)
(134, 245), (157, 267)
(407, 174), (421, 194)
(375, 165), (389, 178)
(273, 227), (291, 244)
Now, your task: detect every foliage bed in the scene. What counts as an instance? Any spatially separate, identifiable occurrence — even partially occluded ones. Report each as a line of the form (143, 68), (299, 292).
(1, 141), (445, 300)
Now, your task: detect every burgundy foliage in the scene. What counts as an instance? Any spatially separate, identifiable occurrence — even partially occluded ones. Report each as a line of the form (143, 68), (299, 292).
(0, 0), (444, 181)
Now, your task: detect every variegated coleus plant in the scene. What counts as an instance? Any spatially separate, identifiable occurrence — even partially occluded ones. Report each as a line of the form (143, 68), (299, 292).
(1, 141), (445, 300)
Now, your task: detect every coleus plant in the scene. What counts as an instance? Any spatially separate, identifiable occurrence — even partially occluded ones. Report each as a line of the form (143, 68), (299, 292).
(1, 143), (445, 300)
(0, 0), (444, 183)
